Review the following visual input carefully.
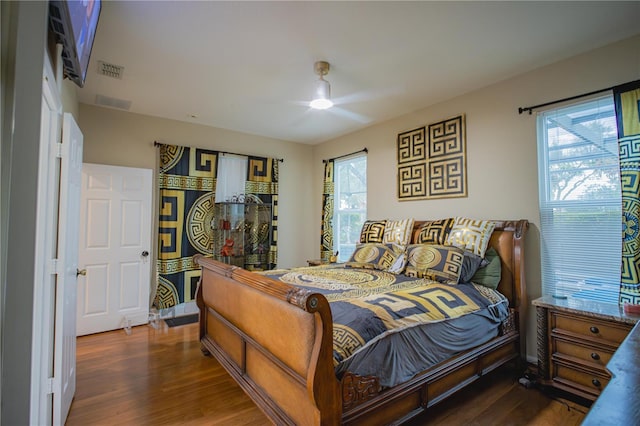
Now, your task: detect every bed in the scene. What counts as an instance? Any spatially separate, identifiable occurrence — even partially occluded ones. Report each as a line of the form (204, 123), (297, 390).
(195, 219), (528, 425)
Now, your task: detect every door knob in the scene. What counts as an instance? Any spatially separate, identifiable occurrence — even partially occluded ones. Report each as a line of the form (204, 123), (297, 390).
(141, 250), (149, 257)
(76, 268), (87, 276)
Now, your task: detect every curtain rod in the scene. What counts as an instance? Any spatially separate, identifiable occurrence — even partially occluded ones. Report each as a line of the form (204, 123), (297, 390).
(516, 80), (640, 115)
(154, 141), (284, 162)
(323, 147), (368, 163)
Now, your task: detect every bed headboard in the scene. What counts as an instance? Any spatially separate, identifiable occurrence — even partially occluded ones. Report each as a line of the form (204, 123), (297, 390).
(412, 219), (529, 355)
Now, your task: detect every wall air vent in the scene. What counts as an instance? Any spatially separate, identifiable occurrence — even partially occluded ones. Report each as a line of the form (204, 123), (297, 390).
(97, 61), (124, 79)
(95, 94), (132, 111)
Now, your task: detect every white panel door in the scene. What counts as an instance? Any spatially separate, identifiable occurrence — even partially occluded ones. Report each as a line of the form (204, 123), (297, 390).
(77, 164), (152, 336)
(53, 113), (83, 425)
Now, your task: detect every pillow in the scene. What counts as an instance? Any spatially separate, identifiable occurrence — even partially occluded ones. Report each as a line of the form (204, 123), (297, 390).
(415, 218), (455, 245)
(404, 244), (464, 284)
(446, 217), (496, 258)
(383, 218), (415, 246)
(345, 243), (407, 274)
(459, 250), (484, 283)
(360, 220), (386, 243)
(471, 247), (501, 289)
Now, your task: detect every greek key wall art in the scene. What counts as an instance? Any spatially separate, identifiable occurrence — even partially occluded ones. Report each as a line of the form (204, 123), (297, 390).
(397, 115), (467, 200)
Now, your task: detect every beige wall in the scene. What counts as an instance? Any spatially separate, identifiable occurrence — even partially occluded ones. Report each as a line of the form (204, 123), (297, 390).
(312, 34), (640, 360)
(78, 105), (316, 269)
(2, 2), (50, 422)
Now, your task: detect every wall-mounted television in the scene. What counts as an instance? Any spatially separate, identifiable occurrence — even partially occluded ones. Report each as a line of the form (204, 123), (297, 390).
(49, 0), (102, 88)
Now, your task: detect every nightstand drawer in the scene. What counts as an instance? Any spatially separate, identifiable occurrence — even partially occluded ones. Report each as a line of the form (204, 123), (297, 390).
(554, 338), (615, 368)
(553, 312), (631, 344)
(554, 363), (610, 397)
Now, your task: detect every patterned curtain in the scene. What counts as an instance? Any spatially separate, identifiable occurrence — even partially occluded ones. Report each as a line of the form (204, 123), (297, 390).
(320, 160), (335, 261)
(156, 144), (218, 309)
(615, 80), (640, 305)
(244, 156), (279, 269)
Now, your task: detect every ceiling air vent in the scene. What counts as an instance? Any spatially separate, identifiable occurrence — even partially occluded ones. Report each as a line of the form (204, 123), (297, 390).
(97, 61), (124, 79)
(95, 94), (132, 111)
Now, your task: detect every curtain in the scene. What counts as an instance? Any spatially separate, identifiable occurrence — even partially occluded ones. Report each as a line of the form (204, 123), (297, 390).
(615, 80), (640, 305)
(156, 144), (217, 309)
(320, 160), (335, 261)
(244, 156), (279, 269)
(215, 153), (248, 202)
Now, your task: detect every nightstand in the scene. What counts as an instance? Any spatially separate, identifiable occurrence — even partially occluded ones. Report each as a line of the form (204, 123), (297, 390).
(533, 296), (637, 401)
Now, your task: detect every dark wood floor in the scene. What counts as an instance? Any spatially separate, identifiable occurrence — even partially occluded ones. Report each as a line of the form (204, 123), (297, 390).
(67, 322), (589, 425)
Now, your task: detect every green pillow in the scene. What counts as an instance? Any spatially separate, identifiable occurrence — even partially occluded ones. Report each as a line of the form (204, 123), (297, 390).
(471, 247), (501, 289)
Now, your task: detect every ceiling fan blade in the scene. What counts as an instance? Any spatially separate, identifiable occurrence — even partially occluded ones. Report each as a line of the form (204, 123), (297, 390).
(332, 85), (405, 106)
(287, 107), (316, 128)
(328, 106), (372, 124)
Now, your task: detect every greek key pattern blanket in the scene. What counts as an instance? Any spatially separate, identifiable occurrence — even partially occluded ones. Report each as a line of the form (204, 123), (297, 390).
(262, 265), (506, 365)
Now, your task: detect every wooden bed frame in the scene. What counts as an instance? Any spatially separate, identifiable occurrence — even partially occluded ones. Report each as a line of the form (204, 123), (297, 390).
(195, 219), (529, 425)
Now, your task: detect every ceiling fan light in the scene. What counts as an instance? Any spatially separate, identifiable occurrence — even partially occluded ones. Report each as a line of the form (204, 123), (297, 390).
(310, 98), (333, 110)
(310, 78), (333, 110)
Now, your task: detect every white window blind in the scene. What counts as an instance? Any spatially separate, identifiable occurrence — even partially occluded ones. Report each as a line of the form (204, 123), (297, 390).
(333, 154), (367, 262)
(537, 95), (621, 304)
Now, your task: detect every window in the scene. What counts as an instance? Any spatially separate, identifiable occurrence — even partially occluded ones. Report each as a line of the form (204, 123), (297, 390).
(537, 95), (621, 304)
(214, 153), (248, 202)
(333, 154), (367, 262)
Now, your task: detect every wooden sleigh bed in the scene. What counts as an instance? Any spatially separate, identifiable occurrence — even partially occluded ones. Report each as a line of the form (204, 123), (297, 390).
(195, 219), (529, 425)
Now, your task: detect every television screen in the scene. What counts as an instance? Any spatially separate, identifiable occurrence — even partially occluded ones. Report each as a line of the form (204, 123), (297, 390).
(49, 0), (102, 88)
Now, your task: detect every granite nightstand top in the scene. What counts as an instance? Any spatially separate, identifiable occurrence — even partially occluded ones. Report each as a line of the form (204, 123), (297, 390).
(532, 295), (640, 325)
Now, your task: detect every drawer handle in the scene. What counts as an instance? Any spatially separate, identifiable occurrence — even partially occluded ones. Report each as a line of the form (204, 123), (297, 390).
(590, 326), (599, 334)
(590, 352), (601, 361)
(592, 378), (601, 388)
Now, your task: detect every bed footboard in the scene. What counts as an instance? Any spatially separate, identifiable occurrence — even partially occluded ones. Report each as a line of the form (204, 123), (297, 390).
(195, 256), (341, 425)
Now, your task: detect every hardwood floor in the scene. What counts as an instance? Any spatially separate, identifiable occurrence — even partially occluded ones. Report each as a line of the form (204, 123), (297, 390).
(67, 321), (267, 426)
(67, 322), (588, 425)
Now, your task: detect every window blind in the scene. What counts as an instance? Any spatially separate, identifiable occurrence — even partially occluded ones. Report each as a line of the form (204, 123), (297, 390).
(537, 95), (621, 304)
(333, 154), (367, 262)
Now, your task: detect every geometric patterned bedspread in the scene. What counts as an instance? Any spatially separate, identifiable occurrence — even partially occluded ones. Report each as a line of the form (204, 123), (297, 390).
(261, 264), (508, 366)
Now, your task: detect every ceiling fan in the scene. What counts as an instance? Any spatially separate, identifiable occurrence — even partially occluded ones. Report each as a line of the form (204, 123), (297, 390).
(305, 60), (373, 124)
(310, 61), (333, 110)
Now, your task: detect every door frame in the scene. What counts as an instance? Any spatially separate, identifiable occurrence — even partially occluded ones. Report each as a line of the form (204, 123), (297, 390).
(31, 52), (62, 425)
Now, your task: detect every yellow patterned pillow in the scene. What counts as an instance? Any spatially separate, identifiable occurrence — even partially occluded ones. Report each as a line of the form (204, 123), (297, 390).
(415, 218), (455, 245)
(404, 244), (464, 284)
(383, 218), (415, 246)
(446, 217), (496, 258)
(359, 220), (387, 243)
(345, 243), (407, 274)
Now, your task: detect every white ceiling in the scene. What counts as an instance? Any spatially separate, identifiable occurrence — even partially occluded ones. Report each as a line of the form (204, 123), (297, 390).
(78, 1), (640, 144)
